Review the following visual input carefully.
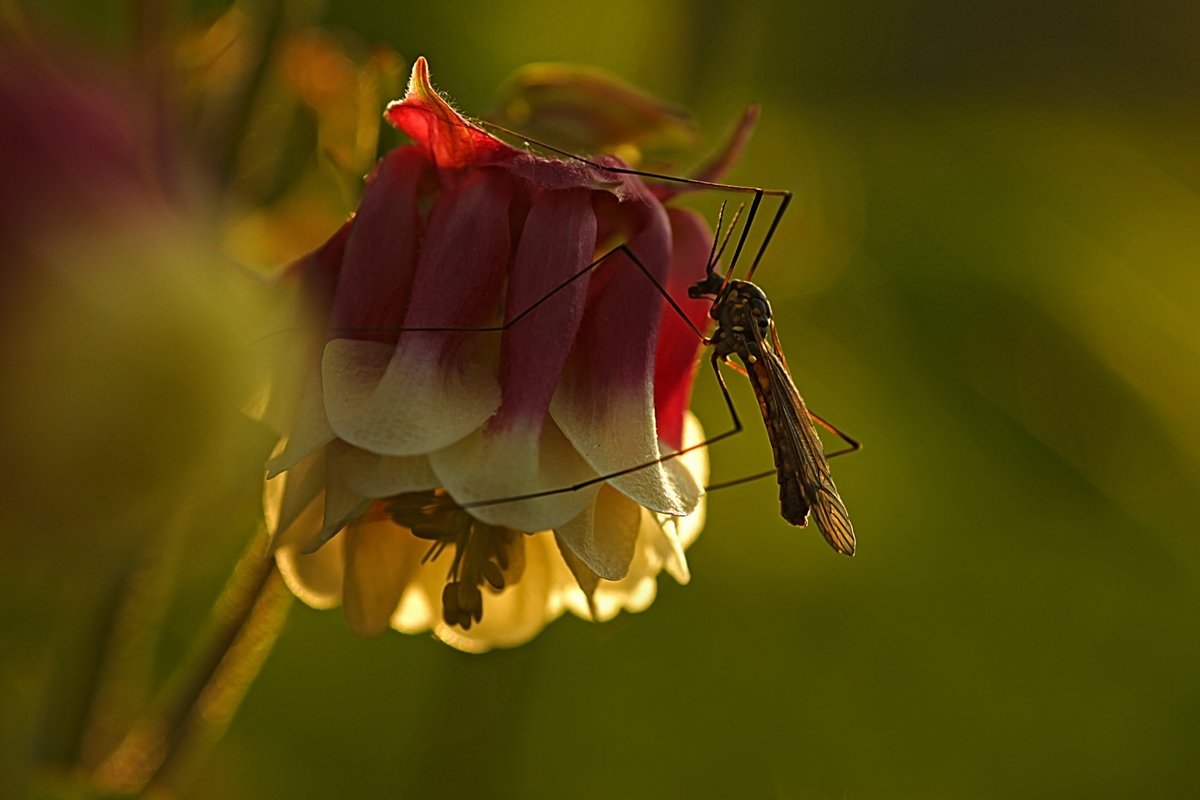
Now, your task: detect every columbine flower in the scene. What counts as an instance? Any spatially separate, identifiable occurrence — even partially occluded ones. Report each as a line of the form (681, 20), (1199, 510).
(265, 57), (725, 652)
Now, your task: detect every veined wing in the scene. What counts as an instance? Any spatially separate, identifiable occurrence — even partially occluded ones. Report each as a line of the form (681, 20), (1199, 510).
(757, 326), (856, 556)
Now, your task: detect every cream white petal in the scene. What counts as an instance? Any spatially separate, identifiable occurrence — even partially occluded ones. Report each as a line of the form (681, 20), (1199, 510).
(655, 515), (692, 585)
(651, 411), (710, 581)
(551, 383), (700, 519)
(429, 417), (599, 531)
(552, 483), (642, 581)
(264, 449), (324, 547)
(321, 336), (500, 457)
(585, 509), (668, 622)
(313, 440), (372, 550)
(333, 444), (439, 498)
(265, 368), (336, 477)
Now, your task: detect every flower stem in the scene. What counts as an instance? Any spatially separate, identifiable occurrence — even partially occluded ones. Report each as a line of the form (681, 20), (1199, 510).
(89, 529), (292, 796)
(77, 501), (190, 771)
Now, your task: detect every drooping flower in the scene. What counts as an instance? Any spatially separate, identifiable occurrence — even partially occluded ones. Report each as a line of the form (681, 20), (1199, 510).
(265, 58), (730, 652)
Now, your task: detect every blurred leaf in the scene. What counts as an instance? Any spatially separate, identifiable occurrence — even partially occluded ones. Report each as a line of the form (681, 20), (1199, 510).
(489, 62), (698, 165)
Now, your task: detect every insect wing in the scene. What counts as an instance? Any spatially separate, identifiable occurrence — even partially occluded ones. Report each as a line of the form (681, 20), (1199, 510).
(760, 331), (857, 556)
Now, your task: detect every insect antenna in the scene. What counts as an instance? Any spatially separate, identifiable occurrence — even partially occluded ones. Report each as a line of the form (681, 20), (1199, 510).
(711, 201), (746, 274)
(700, 199), (731, 283)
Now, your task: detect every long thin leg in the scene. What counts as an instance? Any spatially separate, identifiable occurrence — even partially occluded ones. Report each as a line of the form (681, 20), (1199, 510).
(697, 353), (860, 495)
(478, 119), (792, 282)
(807, 411), (861, 458)
(701, 410), (860, 495)
(324, 243), (708, 343)
(462, 351), (743, 511)
(703, 469), (776, 493)
(744, 192), (790, 283)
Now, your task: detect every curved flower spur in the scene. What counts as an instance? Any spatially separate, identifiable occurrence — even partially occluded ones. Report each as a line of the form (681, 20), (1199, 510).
(263, 58), (724, 651)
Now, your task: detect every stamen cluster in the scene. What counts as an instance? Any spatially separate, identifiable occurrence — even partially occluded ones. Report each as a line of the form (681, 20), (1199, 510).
(386, 491), (520, 630)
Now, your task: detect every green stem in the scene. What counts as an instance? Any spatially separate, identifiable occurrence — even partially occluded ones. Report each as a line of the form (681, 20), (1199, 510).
(76, 502), (189, 771)
(89, 530), (292, 796)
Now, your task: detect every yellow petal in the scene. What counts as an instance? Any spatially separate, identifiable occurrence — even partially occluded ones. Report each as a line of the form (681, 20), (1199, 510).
(672, 411), (710, 550)
(390, 566), (441, 635)
(553, 532), (601, 619)
(275, 492), (347, 610)
(321, 337), (500, 456)
(552, 483), (641, 581)
(342, 517), (424, 637)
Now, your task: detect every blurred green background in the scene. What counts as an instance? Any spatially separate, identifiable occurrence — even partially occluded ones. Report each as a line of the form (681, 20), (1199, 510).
(8, 1), (1200, 798)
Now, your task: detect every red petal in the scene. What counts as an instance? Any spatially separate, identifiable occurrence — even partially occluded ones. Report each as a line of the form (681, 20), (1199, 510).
(401, 167), (513, 332)
(574, 179), (671, 399)
(321, 168), (514, 456)
(329, 146), (429, 339)
(384, 57), (517, 169)
(550, 179), (700, 516)
(495, 187), (597, 428)
(498, 153), (625, 193)
(386, 59), (628, 196)
(654, 208), (714, 450)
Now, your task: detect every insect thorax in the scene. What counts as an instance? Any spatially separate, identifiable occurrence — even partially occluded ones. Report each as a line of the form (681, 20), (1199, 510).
(710, 280), (772, 358)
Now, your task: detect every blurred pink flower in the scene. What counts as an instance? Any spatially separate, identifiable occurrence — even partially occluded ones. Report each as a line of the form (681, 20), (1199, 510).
(0, 37), (259, 555)
(266, 58), (721, 651)
(0, 39), (158, 269)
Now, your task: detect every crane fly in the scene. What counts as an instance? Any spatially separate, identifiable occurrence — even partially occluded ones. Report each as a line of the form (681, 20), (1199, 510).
(687, 255), (856, 556)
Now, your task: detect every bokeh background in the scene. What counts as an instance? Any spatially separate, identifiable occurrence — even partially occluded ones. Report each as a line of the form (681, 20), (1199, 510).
(5, 1), (1199, 798)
